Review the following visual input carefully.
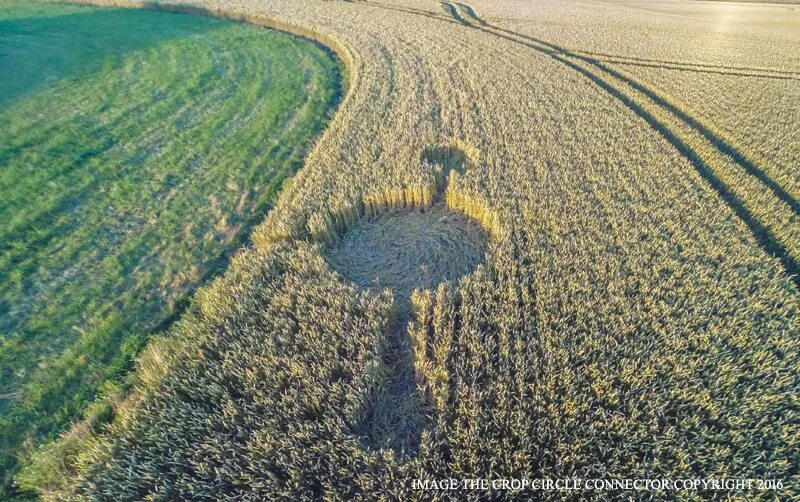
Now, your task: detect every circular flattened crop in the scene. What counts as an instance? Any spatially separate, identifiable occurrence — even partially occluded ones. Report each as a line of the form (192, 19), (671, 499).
(323, 202), (488, 307)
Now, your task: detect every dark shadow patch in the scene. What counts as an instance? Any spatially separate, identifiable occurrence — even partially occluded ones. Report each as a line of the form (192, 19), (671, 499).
(350, 317), (432, 458)
(324, 153), (489, 457)
(440, 2), (468, 25)
(326, 204), (487, 456)
(0, 5), (225, 107)
(455, 3), (486, 25)
(421, 144), (475, 194)
(421, 144), (468, 173)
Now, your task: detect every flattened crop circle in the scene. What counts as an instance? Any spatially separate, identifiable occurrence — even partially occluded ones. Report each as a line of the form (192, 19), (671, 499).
(323, 202), (488, 306)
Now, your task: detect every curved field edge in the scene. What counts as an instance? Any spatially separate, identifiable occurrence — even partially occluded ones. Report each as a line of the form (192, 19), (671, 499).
(50, 0), (358, 103)
(16, 0), (372, 499)
(4, 2), (353, 498)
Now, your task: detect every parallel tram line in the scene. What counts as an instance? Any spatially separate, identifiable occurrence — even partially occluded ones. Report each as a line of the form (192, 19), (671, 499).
(467, 20), (800, 289)
(359, 0), (800, 289)
(580, 50), (800, 80)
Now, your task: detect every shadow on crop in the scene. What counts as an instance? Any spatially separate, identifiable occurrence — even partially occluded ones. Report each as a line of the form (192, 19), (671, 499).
(327, 146), (487, 457)
(0, 6), (223, 107)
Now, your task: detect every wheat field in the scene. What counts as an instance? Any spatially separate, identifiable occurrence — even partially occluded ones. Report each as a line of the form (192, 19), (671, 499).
(9, 0), (800, 499)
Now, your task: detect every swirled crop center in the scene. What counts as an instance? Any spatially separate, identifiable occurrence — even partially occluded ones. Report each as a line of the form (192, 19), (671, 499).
(324, 202), (488, 306)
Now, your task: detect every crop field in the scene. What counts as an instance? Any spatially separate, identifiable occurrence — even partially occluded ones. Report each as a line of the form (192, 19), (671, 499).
(0, 2), (342, 497)
(2, 0), (799, 500)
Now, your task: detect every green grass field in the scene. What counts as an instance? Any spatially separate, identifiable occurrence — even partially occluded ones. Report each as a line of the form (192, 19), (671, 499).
(0, 2), (341, 495)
